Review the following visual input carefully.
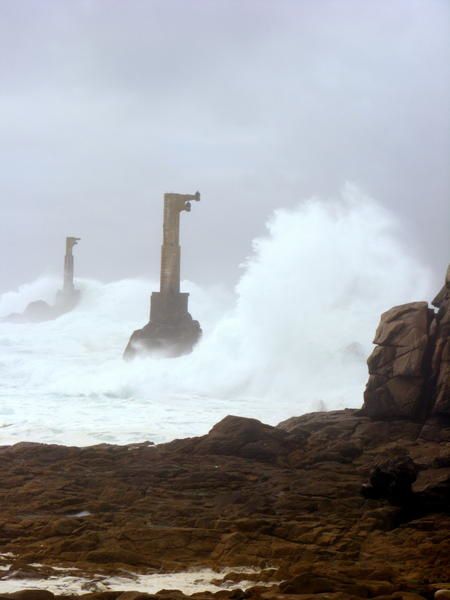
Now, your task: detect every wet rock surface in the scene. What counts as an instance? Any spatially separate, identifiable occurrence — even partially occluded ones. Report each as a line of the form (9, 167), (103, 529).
(124, 315), (201, 359)
(0, 408), (449, 599)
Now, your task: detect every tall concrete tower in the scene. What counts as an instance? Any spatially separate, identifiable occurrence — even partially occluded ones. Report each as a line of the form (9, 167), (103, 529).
(63, 236), (80, 294)
(124, 192), (202, 359)
(56, 236), (81, 310)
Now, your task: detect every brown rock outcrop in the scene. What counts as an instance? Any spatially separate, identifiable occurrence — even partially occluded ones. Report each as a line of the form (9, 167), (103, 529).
(362, 266), (450, 421)
(0, 408), (449, 597)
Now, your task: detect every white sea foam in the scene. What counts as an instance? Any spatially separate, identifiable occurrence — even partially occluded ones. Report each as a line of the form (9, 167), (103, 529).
(0, 567), (263, 594)
(0, 185), (432, 446)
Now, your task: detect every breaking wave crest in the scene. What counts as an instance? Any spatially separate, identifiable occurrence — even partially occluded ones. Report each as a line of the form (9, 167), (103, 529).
(0, 185), (432, 445)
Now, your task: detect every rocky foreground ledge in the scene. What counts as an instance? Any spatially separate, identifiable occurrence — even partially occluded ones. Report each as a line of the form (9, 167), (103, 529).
(0, 269), (449, 600)
(0, 407), (449, 600)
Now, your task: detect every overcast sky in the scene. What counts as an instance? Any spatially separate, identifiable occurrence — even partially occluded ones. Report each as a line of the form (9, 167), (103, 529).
(1, 0), (449, 294)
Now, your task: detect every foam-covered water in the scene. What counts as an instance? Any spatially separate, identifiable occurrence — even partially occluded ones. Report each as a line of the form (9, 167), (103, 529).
(0, 185), (432, 446)
(0, 565), (264, 594)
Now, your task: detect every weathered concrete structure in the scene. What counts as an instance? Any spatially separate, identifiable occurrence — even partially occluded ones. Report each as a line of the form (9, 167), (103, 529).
(64, 236), (80, 295)
(55, 236), (81, 310)
(124, 192), (202, 359)
(4, 236), (81, 323)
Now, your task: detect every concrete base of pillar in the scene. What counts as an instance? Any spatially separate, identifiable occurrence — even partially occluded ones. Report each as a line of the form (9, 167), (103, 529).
(124, 294), (201, 359)
(150, 292), (190, 322)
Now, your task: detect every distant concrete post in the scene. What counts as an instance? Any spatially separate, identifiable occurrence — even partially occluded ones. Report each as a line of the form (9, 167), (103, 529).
(124, 192), (202, 359)
(63, 237), (80, 294)
(4, 235), (82, 322)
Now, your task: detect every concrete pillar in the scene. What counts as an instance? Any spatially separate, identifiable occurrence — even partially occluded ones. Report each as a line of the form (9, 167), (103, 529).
(160, 192), (200, 295)
(124, 191), (202, 359)
(63, 237), (80, 294)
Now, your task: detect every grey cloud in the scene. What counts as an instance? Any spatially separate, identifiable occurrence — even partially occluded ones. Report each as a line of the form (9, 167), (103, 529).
(0, 0), (449, 294)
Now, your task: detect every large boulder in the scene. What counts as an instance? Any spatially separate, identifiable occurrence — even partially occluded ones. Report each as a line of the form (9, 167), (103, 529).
(124, 314), (201, 359)
(362, 266), (449, 421)
(169, 415), (294, 463)
(363, 302), (432, 419)
(196, 415), (292, 462)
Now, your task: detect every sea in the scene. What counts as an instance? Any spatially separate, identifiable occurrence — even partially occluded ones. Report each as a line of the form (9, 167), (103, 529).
(0, 185), (432, 447)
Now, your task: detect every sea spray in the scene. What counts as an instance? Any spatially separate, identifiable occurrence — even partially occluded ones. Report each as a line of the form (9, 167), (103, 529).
(0, 185), (432, 445)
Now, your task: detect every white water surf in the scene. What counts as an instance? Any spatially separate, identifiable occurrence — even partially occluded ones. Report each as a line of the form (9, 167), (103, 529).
(0, 185), (432, 446)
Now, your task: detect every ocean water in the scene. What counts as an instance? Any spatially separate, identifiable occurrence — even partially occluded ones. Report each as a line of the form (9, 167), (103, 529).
(0, 185), (432, 446)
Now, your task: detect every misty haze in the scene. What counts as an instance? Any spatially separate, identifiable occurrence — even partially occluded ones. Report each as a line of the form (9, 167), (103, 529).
(0, 0), (449, 445)
(1, 1), (450, 597)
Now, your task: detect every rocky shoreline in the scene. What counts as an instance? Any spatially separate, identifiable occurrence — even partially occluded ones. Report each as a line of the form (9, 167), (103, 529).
(1, 268), (449, 599)
(0, 406), (449, 600)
